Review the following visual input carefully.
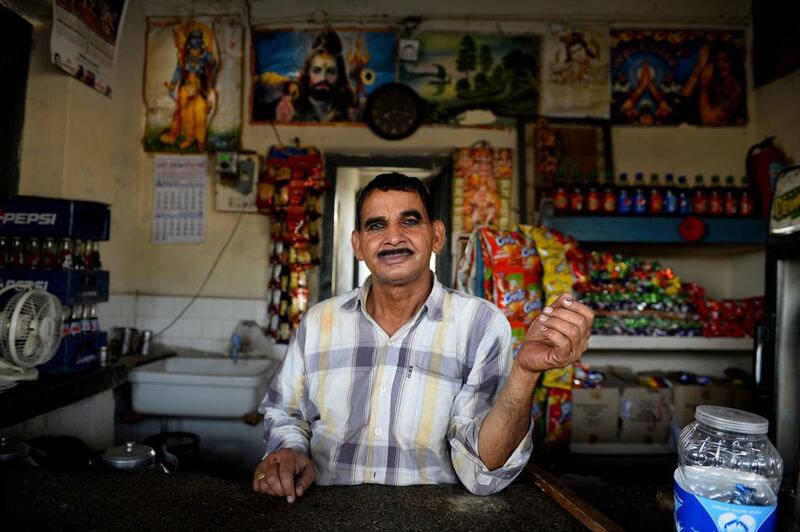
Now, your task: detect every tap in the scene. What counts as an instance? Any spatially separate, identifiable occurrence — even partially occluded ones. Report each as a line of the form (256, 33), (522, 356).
(230, 333), (241, 364)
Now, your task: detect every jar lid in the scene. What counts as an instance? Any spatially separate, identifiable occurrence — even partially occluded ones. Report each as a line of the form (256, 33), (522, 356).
(695, 405), (769, 434)
(0, 436), (30, 463)
(101, 441), (155, 470)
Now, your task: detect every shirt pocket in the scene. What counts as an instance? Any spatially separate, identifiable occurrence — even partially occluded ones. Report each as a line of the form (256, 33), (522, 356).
(394, 351), (463, 447)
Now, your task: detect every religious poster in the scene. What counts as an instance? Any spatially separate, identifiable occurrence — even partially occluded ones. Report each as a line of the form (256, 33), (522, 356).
(400, 33), (540, 124)
(541, 26), (610, 119)
(251, 29), (397, 124)
(532, 118), (612, 189)
(610, 30), (747, 126)
(451, 143), (513, 238)
(144, 17), (243, 153)
(50, 0), (127, 97)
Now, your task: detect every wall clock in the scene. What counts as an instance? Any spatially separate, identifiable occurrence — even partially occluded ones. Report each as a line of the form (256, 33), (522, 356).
(363, 83), (425, 141)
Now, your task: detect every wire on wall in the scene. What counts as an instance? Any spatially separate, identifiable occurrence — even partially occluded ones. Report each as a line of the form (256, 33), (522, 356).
(153, 206), (247, 338)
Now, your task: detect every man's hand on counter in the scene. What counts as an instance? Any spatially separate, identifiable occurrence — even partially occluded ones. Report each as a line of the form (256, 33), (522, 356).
(253, 448), (316, 503)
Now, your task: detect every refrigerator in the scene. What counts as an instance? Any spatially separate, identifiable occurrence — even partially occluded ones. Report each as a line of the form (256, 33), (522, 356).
(757, 165), (800, 487)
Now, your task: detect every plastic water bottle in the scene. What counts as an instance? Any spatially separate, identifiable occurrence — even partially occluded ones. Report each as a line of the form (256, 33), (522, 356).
(675, 405), (783, 532)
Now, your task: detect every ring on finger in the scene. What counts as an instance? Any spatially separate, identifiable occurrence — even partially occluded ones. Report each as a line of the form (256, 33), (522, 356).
(257, 472), (267, 480)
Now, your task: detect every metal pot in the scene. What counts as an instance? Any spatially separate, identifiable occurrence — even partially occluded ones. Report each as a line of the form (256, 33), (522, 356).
(0, 435), (35, 465)
(100, 441), (177, 473)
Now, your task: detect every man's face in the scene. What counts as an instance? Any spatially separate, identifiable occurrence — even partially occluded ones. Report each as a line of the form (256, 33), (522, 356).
(309, 53), (338, 99)
(351, 189), (445, 287)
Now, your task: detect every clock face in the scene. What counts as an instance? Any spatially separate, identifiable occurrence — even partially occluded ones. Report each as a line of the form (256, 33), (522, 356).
(365, 84), (424, 140)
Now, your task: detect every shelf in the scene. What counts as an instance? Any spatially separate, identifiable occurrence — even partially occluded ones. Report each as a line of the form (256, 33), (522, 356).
(541, 216), (767, 244)
(570, 443), (674, 455)
(588, 336), (753, 351)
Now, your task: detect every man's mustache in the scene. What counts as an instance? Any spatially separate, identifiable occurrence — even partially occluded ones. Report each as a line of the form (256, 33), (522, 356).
(377, 248), (413, 258)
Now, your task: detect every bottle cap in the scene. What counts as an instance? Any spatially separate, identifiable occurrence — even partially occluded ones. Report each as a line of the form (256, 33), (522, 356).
(695, 405), (768, 434)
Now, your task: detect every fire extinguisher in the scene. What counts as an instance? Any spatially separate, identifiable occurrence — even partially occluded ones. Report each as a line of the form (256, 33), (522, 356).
(746, 137), (786, 217)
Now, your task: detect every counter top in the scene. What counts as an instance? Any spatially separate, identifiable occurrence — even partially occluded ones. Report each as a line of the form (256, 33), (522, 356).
(0, 353), (172, 428)
(1, 466), (587, 531)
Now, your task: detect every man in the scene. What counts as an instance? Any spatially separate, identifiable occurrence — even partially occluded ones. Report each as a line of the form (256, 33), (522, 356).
(253, 173), (593, 501)
(282, 29), (357, 122)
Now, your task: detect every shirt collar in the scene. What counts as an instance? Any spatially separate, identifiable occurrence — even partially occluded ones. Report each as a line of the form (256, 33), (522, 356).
(340, 272), (445, 322)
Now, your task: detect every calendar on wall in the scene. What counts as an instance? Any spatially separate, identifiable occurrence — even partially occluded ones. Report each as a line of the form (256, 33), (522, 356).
(152, 155), (207, 244)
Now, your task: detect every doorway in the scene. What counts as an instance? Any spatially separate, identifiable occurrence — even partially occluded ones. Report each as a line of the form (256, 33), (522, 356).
(320, 154), (453, 300)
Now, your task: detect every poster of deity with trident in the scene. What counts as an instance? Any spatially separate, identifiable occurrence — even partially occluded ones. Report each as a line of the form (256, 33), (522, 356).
(251, 28), (396, 124)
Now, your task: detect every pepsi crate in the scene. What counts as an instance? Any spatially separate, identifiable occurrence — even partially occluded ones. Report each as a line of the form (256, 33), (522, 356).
(0, 196), (110, 240)
(0, 268), (109, 306)
(38, 331), (107, 374)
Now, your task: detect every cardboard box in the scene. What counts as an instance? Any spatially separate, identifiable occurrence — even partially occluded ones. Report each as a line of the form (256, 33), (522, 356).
(571, 387), (620, 443)
(619, 386), (672, 443)
(672, 384), (734, 427)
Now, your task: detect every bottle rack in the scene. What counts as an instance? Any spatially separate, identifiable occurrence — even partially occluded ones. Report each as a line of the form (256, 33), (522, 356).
(0, 196), (111, 374)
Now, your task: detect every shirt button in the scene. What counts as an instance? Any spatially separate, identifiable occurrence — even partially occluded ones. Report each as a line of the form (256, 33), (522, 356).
(374, 427), (383, 435)
(379, 385), (386, 392)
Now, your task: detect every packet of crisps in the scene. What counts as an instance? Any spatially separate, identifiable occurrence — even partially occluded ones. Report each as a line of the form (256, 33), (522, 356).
(494, 265), (528, 322)
(545, 387), (572, 445)
(509, 320), (527, 357)
(542, 365), (574, 390)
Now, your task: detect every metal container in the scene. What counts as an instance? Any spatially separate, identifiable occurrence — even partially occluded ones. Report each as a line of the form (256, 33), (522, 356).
(100, 441), (156, 471)
(120, 327), (136, 356)
(138, 330), (153, 356)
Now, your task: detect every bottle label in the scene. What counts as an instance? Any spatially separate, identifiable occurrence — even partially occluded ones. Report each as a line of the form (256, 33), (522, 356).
(710, 194), (723, 215)
(569, 193), (584, 213)
(674, 479), (777, 532)
(617, 191), (632, 214)
(586, 191), (600, 213)
(634, 192), (648, 214)
(678, 194), (692, 215)
(694, 195), (708, 214)
(602, 192), (616, 213)
(553, 189), (569, 211)
(664, 191), (678, 213)
(650, 192), (664, 214)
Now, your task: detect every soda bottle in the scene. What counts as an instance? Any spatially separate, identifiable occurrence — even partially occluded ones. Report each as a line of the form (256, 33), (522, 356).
(677, 176), (692, 215)
(61, 306), (71, 338)
(8, 237), (24, 268)
(633, 172), (648, 216)
(724, 175), (739, 217)
(692, 174), (708, 216)
(59, 238), (73, 269)
(553, 170), (569, 216)
(81, 305), (92, 334)
(663, 174), (678, 216)
(601, 171), (617, 216)
(72, 239), (85, 269)
(70, 305), (83, 336)
(90, 241), (102, 270)
(739, 176), (755, 217)
(0, 236), (8, 267)
(586, 171), (601, 215)
(41, 237), (57, 270)
(569, 170), (585, 215)
(616, 173), (633, 215)
(89, 304), (100, 333)
(84, 240), (95, 270)
(708, 175), (724, 216)
(24, 238), (41, 269)
(648, 173), (664, 216)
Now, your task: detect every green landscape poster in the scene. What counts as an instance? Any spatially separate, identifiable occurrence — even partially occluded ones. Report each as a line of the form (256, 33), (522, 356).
(400, 33), (540, 123)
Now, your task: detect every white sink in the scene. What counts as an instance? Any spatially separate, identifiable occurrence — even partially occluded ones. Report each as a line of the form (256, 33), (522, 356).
(129, 357), (278, 418)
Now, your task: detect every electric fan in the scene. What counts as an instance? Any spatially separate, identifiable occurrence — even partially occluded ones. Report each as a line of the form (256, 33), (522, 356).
(0, 287), (63, 384)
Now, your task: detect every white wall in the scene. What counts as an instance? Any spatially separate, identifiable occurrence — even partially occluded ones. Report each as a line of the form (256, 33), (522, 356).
(15, 0), (779, 303)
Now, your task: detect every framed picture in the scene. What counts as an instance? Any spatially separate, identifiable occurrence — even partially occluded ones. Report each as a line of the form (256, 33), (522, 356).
(143, 17), (244, 153)
(250, 28), (397, 124)
(400, 32), (540, 124)
(610, 29), (747, 126)
(531, 117), (613, 190)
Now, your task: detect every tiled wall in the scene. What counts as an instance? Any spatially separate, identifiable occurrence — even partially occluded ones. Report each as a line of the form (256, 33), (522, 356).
(97, 294), (268, 354)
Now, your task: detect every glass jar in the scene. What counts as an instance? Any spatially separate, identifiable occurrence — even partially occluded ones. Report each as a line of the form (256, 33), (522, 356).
(675, 405), (783, 531)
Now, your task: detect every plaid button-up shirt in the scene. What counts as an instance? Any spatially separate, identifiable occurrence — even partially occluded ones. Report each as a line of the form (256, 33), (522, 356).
(259, 276), (532, 495)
